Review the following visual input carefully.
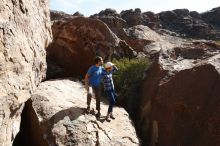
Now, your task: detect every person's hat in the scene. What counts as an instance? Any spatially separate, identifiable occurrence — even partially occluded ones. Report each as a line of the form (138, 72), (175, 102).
(105, 62), (114, 68)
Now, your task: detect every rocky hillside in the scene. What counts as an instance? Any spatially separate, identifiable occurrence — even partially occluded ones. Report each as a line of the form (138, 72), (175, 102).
(0, 0), (51, 145)
(1, 1), (220, 145)
(49, 7), (220, 146)
(90, 8), (220, 40)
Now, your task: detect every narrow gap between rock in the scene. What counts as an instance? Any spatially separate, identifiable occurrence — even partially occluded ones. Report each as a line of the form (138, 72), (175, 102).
(13, 99), (48, 146)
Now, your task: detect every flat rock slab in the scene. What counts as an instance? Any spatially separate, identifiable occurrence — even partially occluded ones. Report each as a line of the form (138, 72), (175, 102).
(31, 79), (140, 146)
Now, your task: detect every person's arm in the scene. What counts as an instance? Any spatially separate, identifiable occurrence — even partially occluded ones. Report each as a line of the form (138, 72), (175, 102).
(84, 74), (90, 91)
(85, 66), (93, 91)
(112, 65), (119, 73)
(113, 65), (118, 71)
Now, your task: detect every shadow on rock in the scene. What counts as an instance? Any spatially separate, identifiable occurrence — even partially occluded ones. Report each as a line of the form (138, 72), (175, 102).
(51, 106), (85, 123)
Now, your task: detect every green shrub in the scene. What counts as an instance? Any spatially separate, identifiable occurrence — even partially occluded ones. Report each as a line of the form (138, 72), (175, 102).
(216, 40), (220, 45)
(112, 58), (149, 112)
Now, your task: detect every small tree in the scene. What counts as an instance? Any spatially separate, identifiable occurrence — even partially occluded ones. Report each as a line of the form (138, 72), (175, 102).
(112, 58), (149, 113)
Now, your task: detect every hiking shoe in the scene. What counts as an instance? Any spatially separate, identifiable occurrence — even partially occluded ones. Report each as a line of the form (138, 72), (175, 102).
(110, 113), (115, 119)
(96, 112), (101, 118)
(86, 107), (90, 113)
(105, 114), (111, 122)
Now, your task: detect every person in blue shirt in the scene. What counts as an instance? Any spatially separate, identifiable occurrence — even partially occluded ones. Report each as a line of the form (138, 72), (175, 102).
(102, 62), (118, 121)
(84, 56), (104, 118)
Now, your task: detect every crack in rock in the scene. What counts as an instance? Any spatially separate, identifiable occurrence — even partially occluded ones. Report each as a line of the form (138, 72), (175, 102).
(122, 136), (139, 144)
(89, 120), (111, 140)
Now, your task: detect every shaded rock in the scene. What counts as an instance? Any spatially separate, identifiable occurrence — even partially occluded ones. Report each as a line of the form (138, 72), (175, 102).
(189, 11), (201, 19)
(137, 41), (220, 146)
(159, 11), (177, 22)
(173, 9), (190, 17)
(73, 11), (84, 17)
(142, 11), (160, 29)
(50, 10), (73, 21)
(0, 0), (52, 145)
(202, 7), (220, 28)
(96, 8), (120, 17)
(159, 9), (220, 39)
(121, 9), (148, 27)
(46, 56), (66, 80)
(30, 79), (140, 146)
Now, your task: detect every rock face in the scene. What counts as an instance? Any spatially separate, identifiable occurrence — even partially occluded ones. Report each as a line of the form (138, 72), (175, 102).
(47, 16), (136, 77)
(28, 79), (140, 146)
(0, 0), (52, 145)
(137, 41), (220, 146)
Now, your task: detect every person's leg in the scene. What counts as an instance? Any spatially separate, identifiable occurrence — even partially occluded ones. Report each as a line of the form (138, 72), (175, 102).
(107, 91), (115, 114)
(87, 86), (92, 111)
(110, 90), (116, 119)
(112, 90), (116, 112)
(93, 86), (101, 117)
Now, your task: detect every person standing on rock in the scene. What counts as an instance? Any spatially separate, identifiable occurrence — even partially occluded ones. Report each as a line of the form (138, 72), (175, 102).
(102, 62), (118, 121)
(84, 56), (104, 118)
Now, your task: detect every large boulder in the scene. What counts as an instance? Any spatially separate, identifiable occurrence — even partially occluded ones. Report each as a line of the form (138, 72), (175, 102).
(124, 25), (162, 53)
(95, 16), (128, 39)
(202, 7), (220, 28)
(47, 17), (137, 77)
(120, 8), (148, 27)
(137, 41), (220, 146)
(0, 0), (51, 145)
(90, 8), (125, 38)
(93, 8), (120, 17)
(25, 79), (140, 146)
(73, 11), (84, 17)
(118, 25), (184, 57)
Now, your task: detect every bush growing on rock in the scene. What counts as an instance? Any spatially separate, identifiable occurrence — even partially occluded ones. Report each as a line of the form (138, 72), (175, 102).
(112, 58), (149, 112)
